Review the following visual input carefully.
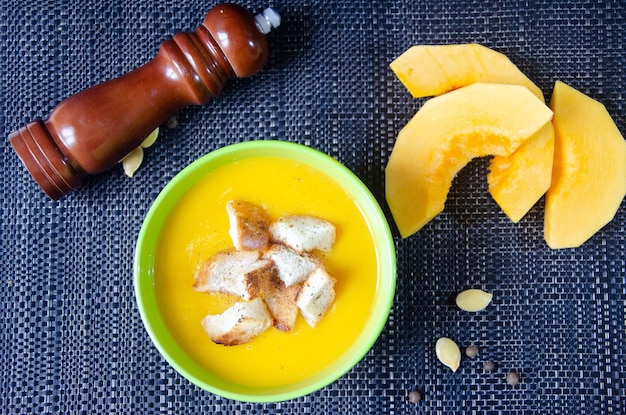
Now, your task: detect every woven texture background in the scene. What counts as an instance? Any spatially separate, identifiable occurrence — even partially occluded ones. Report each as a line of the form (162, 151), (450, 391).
(1, 0), (625, 413)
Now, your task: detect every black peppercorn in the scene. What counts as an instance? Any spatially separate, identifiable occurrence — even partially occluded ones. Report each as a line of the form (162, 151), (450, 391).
(506, 371), (520, 385)
(408, 390), (422, 403)
(166, 115), (179, 129)
(465, 345), (479, 358)
(483, 360), (496, 372)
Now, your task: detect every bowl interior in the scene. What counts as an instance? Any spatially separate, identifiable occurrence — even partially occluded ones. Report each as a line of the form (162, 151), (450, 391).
(134, 140), (396, 402)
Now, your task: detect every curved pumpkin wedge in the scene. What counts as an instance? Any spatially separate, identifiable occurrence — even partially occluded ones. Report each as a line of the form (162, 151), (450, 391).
(488, 122), (555, 223)
(385, 83), (553, 238)
(544, 81), (626, 249)
(390, 43), (544, 102)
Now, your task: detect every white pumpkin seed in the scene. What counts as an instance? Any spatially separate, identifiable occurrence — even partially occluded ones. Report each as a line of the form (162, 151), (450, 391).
(435, 337), (461, 372)
(455, 289), (493, 312)
(140, 127), (159, 148)
(120, 128), (159, 178)
(121, 147), (144, 178)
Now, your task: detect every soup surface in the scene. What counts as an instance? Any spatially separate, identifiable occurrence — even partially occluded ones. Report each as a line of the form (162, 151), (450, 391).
(154, 156), (379, 387)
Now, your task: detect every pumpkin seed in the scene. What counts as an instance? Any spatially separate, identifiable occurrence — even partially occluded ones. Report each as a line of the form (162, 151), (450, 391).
(435, 337), (461, 372)
(455, 289), (493, 312)
(121, 128), (159, 177)
(140, 127), (159, 148)
(121, 147), (144, 178)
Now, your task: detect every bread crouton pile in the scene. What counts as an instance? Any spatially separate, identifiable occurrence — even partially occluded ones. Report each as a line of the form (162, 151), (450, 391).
(193, 200), (337, 346)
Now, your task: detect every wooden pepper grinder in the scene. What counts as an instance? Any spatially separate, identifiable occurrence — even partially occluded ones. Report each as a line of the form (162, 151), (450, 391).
(9, 3), (281, 200)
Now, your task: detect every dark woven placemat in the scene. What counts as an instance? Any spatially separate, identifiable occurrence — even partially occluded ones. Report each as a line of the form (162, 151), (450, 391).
(1, 0), (625, 413)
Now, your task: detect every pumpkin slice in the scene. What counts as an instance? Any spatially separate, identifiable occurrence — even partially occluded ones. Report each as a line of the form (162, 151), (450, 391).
(544, 81), (626, 249)
(390, 43), (544, 101)
(488, 121), (555, 223)
(385, 83), (553, 238)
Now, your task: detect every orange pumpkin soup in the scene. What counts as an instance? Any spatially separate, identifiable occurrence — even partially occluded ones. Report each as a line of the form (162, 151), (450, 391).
(154, 156), (378, 387)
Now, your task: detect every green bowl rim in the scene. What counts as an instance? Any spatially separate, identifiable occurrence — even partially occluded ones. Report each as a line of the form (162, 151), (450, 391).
(134, 140), (396, 402)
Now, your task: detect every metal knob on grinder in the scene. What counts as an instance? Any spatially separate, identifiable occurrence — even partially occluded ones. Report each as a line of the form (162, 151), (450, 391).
(8, 3), (280, 200)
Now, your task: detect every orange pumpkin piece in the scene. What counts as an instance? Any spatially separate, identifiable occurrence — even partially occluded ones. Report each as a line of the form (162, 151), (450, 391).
(544, 81), (626, 249)
(488, 122), (555, 223)
(389, 43), (544, 101)
(385, 83), (553, 237)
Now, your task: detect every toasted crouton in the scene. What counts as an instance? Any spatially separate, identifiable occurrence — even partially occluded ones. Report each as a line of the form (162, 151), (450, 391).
(193, 249), (273, 300)
(201, 298), (272, 345)
(256, 269), (302, 332)
(226, 200), (271, 251)
(269, 215), (336, 252)
(296, 267), (336, 327)
(264, 244), (319, 287)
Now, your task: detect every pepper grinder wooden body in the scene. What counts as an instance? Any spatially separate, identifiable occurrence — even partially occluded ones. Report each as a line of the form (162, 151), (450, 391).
(9, 3), (280, 200)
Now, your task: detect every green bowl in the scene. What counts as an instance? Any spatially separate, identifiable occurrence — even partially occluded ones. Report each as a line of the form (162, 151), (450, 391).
(134, 140), (396, 402)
